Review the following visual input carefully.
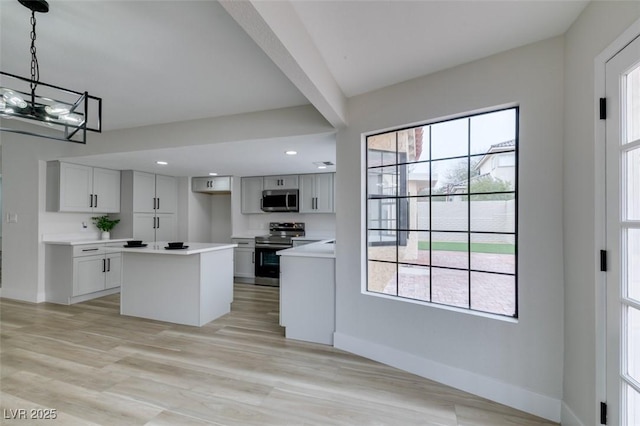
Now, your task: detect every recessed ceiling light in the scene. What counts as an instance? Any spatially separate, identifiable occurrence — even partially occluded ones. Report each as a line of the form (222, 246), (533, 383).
(285, 150), (297, 155)
(209, 172), (218, 176)
(156, 161), (168, 165)
(317, 165), (327, 169)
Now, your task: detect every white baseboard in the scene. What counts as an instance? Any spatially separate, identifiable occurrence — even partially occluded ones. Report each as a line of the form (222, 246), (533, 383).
(561, 401), (586, 426)
(333, 331), (561, 423)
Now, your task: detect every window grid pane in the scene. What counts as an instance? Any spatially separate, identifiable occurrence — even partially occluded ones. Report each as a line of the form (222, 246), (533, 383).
(366, 107), (518, 318)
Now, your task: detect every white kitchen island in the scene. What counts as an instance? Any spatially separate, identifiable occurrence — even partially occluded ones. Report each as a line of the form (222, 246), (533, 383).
(118, 242), (237, 326)
(278, 240), (336, 345)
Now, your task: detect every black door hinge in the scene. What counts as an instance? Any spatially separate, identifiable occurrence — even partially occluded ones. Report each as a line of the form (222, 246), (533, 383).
(600, 98), (607, 120)
(600, 401), (607, 424)
(600, 250), (608, 272)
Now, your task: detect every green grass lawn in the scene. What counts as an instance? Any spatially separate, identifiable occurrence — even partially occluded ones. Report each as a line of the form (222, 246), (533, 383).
(417, 241), (515, 254)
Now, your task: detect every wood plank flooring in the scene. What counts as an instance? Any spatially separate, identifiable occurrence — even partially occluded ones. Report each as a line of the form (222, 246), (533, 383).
(0, 284), (557, 425)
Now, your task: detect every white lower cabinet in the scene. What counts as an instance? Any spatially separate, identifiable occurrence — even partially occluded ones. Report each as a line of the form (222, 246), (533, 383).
(46, 243), (123, 304)
(279, 253), (336, 345)
(73, 252), (121, 296)
(232, 238), (255, 281)
(105, 253), (123, 290)
(74, 256), (106, 296)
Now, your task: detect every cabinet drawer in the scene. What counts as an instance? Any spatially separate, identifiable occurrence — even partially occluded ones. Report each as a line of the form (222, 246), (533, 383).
(73, 244), (106, 257)
(232, 238), (255, 248)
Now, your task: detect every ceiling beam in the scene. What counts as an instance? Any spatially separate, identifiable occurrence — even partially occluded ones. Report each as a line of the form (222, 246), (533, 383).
(219, 0), (347, 128)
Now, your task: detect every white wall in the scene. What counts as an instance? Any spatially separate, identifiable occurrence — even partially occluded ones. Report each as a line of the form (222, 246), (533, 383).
(335, 37), (565, 421)
(210, 193), (232, 243)
(562, 3), (640, 425)
(1, 129), (77, 302)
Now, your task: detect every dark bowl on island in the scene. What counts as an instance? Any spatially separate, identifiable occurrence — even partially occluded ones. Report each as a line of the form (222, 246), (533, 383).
(127, 240), (143, 246)
(168, 242), (184, 248)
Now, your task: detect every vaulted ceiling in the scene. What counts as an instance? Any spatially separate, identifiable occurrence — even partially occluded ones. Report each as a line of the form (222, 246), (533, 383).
(0, 0), (589, 175)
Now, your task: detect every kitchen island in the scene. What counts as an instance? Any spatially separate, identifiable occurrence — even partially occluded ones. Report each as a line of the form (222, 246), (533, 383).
(118, 242), (237, 326)
(278, 240), (336, 345)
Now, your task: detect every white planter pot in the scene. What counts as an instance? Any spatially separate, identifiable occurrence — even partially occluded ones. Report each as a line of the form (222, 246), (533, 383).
(101, 231), (111, 240)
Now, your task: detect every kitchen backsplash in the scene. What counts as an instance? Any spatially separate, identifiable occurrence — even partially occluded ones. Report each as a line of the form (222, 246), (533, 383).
(246, 212), (335, 233)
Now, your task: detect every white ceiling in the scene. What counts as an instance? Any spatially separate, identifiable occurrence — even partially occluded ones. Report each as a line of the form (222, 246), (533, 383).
(0, 0), (589, 177)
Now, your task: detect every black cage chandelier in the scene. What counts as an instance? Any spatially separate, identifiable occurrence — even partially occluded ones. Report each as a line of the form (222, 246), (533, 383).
(0, 0), (102, 143)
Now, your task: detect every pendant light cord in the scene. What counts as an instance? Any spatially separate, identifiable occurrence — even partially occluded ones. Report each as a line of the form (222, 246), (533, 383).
(29, 10), (39, 109)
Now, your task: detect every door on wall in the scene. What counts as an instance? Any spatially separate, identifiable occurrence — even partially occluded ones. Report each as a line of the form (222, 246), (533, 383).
(605, 33), (640, 426)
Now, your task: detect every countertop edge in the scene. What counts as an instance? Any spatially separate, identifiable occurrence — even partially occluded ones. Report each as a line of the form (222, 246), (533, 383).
(278, 239), (336, 259)
(116, 243), (238, 255)
(44, 238), (134, 246)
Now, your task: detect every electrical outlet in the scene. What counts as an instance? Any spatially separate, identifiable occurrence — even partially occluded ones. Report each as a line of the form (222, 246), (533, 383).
(82, 221), (88, 229)
(6, 212), (18, 223)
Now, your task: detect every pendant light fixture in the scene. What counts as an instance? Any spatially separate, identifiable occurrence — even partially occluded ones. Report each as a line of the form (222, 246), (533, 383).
(0, 0), (102, 143)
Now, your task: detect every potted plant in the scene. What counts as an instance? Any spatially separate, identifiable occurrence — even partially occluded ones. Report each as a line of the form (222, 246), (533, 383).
(92, 215), (120, 240)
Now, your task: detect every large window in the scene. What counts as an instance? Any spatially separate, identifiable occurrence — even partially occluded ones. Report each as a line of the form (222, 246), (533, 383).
(366, 107), (518, 317)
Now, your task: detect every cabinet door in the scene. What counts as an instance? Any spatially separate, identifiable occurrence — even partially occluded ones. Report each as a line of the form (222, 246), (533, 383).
(314, 173), (334, 213)
(92, 167), (121, 213)
(299, 174), (316, 213)
(192, 177), (209, 192)
(132, 171), (156, 213)
(73, 256), (105, 296)
(105, 253), (122, 289)
(241, 177), (264, 214)
(263, 175), (298, 189)
(155, 175), (177, 213)
(155, 213), (177, 242)
(59, 163), (93, 212)
(211, 177), (231, 191)
(132, 213), (157, 242)
(234, 248), (255, 278)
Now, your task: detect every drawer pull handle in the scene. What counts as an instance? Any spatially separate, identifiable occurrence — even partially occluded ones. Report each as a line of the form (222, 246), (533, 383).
(82, 248), (99, 252)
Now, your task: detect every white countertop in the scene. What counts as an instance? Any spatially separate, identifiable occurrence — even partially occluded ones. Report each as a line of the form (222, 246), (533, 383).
(114, 242), (237, 255)
(292, 233), (336, 241)
(44, 238), (134, 246)
(278, 240), (335, 258)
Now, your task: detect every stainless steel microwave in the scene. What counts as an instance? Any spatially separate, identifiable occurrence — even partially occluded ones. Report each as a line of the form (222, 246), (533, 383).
(261, 189), (299, 212)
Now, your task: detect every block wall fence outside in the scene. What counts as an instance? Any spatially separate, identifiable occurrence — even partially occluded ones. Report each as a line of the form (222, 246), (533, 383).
(416, 200), (515, 243)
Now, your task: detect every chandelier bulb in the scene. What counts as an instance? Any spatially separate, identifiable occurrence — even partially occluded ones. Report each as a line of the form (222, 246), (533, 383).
(44, 103), (71, 117)
(1, 89), (28, 109)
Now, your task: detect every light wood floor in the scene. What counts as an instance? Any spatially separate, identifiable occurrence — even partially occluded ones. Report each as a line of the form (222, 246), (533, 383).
(1, 283), (557, 425)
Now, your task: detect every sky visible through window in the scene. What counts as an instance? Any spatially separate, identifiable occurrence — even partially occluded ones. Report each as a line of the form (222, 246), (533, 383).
(412, 109), (516, 191)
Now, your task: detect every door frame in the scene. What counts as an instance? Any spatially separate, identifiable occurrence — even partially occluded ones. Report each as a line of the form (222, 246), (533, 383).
(595, 17), (640, 425)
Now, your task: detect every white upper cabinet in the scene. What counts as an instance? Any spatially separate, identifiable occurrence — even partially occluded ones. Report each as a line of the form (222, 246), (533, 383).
(155, 174), (177, 214)
(132, 171), (157, 213)
(132, 172), (176, 214)
(116, 171), (178, 243)
(47, 161), (120, 213)
(241, 177), (264, 214)
(192, 176), (231, 193)
(263, 175), (298, 190)
(300, 173), (334, 213)
(92, 167), (121, 213)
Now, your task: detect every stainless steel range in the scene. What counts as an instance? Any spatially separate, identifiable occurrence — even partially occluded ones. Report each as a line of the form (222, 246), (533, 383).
(254, 222), (305, 286)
